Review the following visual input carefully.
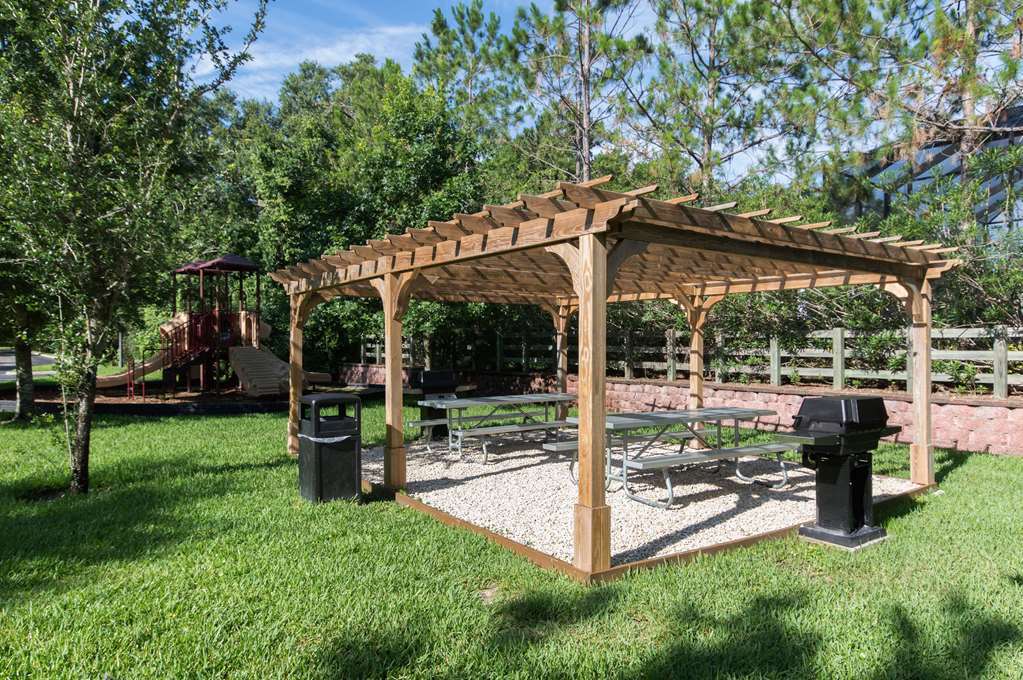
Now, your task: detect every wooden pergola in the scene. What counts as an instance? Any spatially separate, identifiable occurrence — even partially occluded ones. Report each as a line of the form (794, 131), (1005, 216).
(271, 175), (958, 574)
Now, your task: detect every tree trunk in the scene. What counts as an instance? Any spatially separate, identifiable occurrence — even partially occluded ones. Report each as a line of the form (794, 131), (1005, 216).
(12, 302), (36, 420)
(69, 363), (97, 494)
(959, 0), (978, 176)
(13, 336), (35, 420)
(578, 0), (592, 182)
(702, 18), (718, 194)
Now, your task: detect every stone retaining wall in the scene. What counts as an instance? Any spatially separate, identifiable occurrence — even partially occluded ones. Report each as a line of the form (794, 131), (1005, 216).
(339, 364), (1022, 455)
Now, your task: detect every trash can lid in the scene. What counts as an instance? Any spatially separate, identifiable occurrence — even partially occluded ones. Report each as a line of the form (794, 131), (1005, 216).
(299, 392), (361, 406)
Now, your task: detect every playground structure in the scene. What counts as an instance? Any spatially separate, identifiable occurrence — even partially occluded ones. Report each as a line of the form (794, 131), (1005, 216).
(98, 254), (328, 397)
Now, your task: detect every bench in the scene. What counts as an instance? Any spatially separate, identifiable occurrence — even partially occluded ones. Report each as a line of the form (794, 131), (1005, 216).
(455, 420), (573, 462)
(410, 410), (551, 451)
(612, 442), (798, 509)
(540, 429), (712, 453)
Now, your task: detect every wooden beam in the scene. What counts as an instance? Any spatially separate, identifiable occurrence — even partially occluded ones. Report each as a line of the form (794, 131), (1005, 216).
(703, 201), (738, 212)
(287, 292), (323, 456)
(737, 208), (772, 218)
(620, 220), (925, 280)
(691, 271), (900, 296)
(768, 215), (803, 224)
(665, 193), (699, 205)
(287, 205), (628, 296)
(574, 232), (610, 573)
(906, 280), (934, 485)
(428, 221), (470, 240)
(625, 184), (659, 197)
(369, 273), (417, 488)
(675, 294), (723, 408)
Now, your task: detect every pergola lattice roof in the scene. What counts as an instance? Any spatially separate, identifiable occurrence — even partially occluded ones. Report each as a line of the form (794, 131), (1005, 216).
(270, 175), (958, 305)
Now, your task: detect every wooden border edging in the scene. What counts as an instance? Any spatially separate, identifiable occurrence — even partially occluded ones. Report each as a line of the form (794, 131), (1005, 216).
(393, 482), (935, 585)
(394, 491), (593, 583)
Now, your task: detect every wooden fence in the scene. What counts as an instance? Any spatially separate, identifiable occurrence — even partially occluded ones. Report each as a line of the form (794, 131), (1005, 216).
(358, 326), (1022, 398)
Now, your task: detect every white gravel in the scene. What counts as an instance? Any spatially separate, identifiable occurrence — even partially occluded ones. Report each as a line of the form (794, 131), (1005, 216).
(363, 436), (919, 565)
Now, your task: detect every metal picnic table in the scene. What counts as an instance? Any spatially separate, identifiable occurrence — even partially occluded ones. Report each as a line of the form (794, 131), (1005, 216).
(568, 407), (798, 508)
(416, 392), (577, 461)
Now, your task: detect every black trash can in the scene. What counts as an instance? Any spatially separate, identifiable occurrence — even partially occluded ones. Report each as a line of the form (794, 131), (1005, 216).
(298, 393), (362, 502)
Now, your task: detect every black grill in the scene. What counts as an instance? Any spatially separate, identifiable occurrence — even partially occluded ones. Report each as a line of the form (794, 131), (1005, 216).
(411, 370), (461, 441)
(410, 369), (459, 393)
(781, 396), (901, 549)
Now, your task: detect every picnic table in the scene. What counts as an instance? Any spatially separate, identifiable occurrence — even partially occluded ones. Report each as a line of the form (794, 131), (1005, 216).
(564, 407), (797, 508)
(415, 392), (576, 462)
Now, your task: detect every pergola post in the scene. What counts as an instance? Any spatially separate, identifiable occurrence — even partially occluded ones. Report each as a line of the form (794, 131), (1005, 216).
(906, 281), (934, 485)
(884, 280), (934, 485)
(574, 232), (610, 572)
(288, 293), (321, 455)
(677, 295), (723, 409)
(371, 272), (419, 489)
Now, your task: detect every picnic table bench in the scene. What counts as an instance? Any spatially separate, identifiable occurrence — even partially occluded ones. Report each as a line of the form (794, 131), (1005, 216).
(416, 393), (576, 462)
(564, 408), (798, 508)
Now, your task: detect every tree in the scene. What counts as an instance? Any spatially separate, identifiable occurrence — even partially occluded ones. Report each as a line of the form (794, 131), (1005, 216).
(509, 0), (646, 181)
(622, 0), (819, 194)
(772, 0), (1023, 176)
(413, 0), (522, 141)
(0, 0), (267, 493)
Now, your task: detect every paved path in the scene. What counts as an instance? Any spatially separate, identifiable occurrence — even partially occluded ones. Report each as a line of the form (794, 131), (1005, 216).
(0, 348), (55, 382)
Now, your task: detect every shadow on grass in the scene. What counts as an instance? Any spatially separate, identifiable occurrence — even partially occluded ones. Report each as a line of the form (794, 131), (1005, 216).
(311, 582), (1020, 678)
(0, 448), (292, 601)
(874, 448), (970, 526)
(872, 593), (1020, 679)
(311, 627), (427, 680)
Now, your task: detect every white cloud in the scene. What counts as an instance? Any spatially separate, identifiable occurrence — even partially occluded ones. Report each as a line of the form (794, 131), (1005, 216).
(223, 22), (427, 100)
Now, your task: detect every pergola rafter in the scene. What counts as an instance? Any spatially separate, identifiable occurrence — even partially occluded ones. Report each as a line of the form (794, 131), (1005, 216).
(273, 176), (958, 576)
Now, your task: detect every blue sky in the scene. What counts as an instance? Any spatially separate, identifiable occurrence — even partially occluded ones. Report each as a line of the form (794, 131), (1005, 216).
(216, 1), (534, 101)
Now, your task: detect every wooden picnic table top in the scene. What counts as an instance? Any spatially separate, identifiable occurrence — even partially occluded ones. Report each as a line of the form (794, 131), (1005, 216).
(417, 392), (576, 409)
(568, 407), (777, 431)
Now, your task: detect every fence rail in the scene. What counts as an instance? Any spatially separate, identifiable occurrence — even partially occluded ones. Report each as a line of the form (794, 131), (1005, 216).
(358, 326), (1022, 398)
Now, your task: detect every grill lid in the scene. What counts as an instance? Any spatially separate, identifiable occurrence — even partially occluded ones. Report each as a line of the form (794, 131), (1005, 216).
(792, 396), (889, 434)
(410, 369), (458, 390)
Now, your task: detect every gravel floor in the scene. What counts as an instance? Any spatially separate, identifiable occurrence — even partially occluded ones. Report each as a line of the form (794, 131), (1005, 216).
(363, 435), (919, 564)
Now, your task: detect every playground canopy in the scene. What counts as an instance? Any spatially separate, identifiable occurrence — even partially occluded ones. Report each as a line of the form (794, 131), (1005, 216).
(270, 175), (958, 576)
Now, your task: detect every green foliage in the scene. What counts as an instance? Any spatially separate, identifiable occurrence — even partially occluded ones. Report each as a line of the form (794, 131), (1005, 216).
(0, 0), (267, 490)
(413, 0), (523, 138)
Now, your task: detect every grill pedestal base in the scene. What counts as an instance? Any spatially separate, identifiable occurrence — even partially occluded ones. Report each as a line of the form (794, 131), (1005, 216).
(799, 523), (887, 550)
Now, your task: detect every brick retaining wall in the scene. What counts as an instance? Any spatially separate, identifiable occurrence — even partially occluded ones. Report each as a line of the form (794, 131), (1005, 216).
(339, 364), (1022, 455)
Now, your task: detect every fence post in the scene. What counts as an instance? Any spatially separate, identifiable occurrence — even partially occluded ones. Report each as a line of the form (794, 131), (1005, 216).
(521, 338), (527, 371)
(496, 332), (503, 372)
(904, 326), (913, 393)
(994, 329), (1008, 399)
(374, 337), (381, 365)
(769, 336), (782, 386)
(832, 327), (845, 390)
(666, 328), (677, 381)
(623, 332), (634, 379)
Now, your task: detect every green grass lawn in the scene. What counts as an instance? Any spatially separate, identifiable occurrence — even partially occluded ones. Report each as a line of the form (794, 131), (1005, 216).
(1, 403), (1021, 678)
